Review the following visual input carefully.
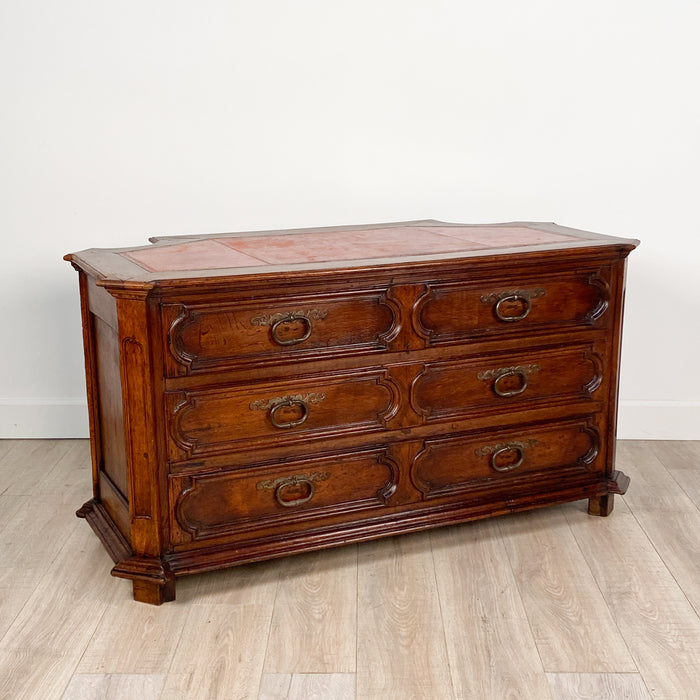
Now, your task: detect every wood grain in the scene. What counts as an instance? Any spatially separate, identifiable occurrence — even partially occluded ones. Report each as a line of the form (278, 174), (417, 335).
(176, 558), (281, 607)
(616, 440), (697, 512)
(0, 439), (74, 496)
(61, 673), (166, 700)
(76, 599), (191, 674)
(160, 603), (272, 699)
(650, 439), (700, 507)
(356, 532), (453, 699)
(0, 495), (79, 589)
(546, 673), (651, 699)
(0, 525), (117, 700)
(2, 438), (700, 698)
(258, 673), (356, 700)
(499, 507), (636, 672)
(431, 520), (553, 699)
(565, 499), (700, 697)
(263, 547), (357, 673)
(66, 222), (636, 602)
(633, 510), (700, 616)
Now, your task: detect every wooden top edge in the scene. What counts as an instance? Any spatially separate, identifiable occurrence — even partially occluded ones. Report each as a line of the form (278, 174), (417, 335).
(65, 220), (639, 291)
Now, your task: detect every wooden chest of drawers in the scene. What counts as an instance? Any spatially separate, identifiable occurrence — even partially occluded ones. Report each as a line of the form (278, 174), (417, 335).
(65, 220), (637, 604)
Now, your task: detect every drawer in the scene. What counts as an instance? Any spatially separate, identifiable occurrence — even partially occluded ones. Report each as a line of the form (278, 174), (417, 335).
(411, 416), (602, 500)
(168, 447), (398, 543)
(414, 269), (611, 344)
(410, 342), (605, 422)
(167, 368), (399, 461)
(162, 289), (398, 375)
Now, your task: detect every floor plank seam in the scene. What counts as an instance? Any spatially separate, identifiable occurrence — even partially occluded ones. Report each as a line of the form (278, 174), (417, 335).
(495, 516), (553, 689)
(628, 506), (700, 621)
(428, 529), (458, 700)
(562, 506), (643, 677)
(564, 510), (664, 700)
(255, 564), (282, 694)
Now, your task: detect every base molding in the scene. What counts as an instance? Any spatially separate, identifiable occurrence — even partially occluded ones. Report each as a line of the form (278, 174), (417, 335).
(77, 470), (628, 604)
(76, 499), (131, 564)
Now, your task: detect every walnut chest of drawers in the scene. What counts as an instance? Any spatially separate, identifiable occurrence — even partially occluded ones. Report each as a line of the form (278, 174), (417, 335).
(65, 220), (638, 604)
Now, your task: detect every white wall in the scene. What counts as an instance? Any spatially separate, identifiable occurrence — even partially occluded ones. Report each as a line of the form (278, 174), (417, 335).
(1, 1), (698, 439)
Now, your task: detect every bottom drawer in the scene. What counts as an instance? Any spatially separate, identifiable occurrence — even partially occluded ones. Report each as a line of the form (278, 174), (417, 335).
(411, 416), (602, 500)
(169, 447), (398, 543)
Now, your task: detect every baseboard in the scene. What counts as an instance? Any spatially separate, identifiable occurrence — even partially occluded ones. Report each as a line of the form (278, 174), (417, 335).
(617, 400), (700, 440)
(1, 398), (698, 440)
(0, 398), (89, 438)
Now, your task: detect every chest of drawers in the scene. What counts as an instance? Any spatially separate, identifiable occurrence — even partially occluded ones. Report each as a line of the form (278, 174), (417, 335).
(66, 220), (637, 604)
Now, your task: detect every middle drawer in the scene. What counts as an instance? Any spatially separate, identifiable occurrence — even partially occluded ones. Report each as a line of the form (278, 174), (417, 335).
(410, 341), (607, 422)
(166, 368), (400, 461)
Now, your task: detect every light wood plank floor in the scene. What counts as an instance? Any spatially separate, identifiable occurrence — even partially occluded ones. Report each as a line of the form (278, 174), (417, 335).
(1, 439), (699, 699)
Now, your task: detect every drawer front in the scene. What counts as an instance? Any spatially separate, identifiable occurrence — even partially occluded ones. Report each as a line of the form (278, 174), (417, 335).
(410, 343), (605, 421)
(169, 448), (398, 543)
(167, 369), (400, 460)
(163, 290), (398, 375)
(411, 416), (602, 500)
(414, 269), (610, 344)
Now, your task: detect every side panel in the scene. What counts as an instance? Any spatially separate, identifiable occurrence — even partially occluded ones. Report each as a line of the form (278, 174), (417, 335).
(80, 272), (130, 541)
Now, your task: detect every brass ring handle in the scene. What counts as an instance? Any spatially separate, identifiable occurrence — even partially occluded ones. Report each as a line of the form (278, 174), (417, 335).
(275, 477), (316, 507)
(490, 445), (524, 472)
(251, 309), (328, 346)
(271, 313), (313, 346)
(480, 289), (545, 323)
(250, 392), (326, 429)
(474, 439), (538, 473)
(256, 471), (331, 508)
(477, 364), (540, 398)
(494, 368), (529, 397)
(495, 294), (531, 323)
(269, 399), (309, 429)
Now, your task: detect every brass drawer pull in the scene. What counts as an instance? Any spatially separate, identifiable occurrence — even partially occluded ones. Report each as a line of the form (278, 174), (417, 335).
(477, 364), (540, 398)
(480, 288), (545, 322)
(256, 471), (331, 507)
(475, 439), (538, 472)
(249, 392), (326, 429)
(251, 309), (328, 346)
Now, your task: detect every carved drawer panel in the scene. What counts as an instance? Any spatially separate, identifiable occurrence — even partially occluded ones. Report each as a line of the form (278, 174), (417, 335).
(411, 416), (602, 500)
(163, 289), (399, 375)
(410, 342), (605, 422)
(166, 368), (400, 460)
(414, 269), (610, 344)
(169, 448), (398, 543)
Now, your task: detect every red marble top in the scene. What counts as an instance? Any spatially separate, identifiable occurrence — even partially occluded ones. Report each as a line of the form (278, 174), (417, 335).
(66, 221), (638, 288)
(122, 225), (571, 273)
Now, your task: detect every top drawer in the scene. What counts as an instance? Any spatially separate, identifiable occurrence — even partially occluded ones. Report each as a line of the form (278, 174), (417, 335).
(414, 268), (612, 345)
(162, 289), (398, 375)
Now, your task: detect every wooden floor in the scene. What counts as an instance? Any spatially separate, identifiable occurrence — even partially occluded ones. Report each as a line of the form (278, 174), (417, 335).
(1, 440), (699, 699)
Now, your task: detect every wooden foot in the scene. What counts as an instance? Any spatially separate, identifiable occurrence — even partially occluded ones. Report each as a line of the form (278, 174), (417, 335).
(112, 557), (176, 605)
(588, 493), (615, 517)
(132, 577), (176, 605)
